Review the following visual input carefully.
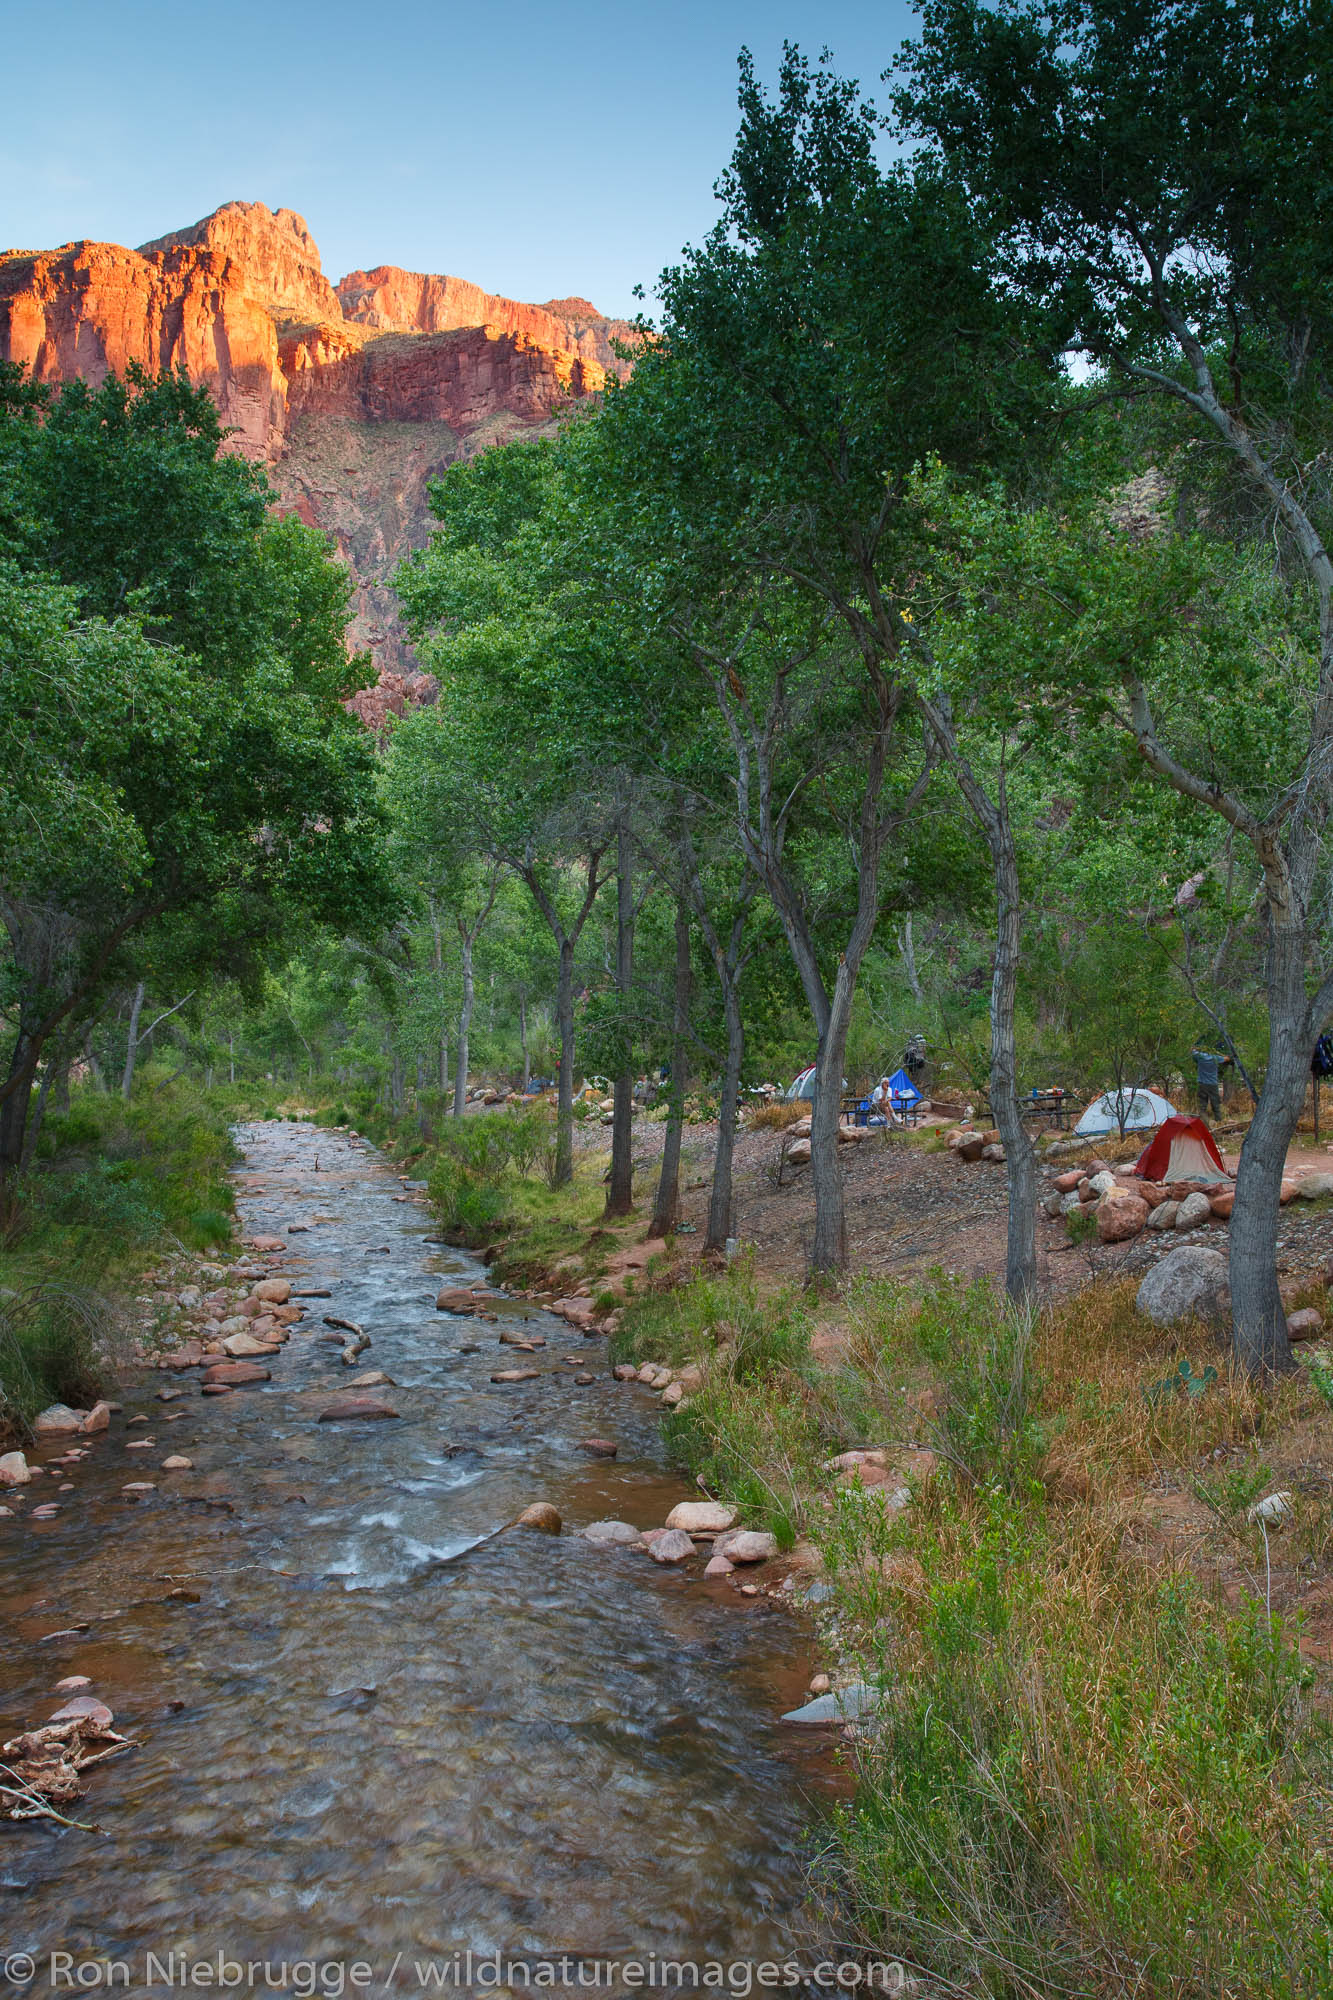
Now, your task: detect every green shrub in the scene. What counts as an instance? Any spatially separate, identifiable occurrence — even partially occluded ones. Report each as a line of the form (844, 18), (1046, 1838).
(0, 1283), (115, 1432)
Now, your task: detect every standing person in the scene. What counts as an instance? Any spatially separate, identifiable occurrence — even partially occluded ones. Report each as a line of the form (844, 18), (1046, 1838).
(1191, 1045), (1231, 1121)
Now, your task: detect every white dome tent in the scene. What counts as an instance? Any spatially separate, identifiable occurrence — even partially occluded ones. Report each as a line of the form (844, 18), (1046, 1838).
(1074, 1087), (1176, 1138)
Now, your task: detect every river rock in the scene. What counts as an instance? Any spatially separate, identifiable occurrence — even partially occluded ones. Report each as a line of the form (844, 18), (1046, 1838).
(54, 1675), (92, 1692)
(49, 1695), (114, 1728)
(122, 1482), (156, 1495)
(577, 1438), (618, 1457)
(222, 1331), (280, 1358)
(583, 1519), (640, 1545)
(1136, 1246), (1230, 1327)
(661, 1381), (685, 1407)
(515, 1501), (561, 1533)
(647, 1528), (696, 1564)
(491, 1368), (539, 1383)
(436, 1288), (491, 1314)
(80, 1401), (112, 1435)
(0, 1451), (32, 1487)
(714, 1529), (780, 1564)
(781, 1682), (882, 1724)
(34, 1405), (85, 1435)
(29, 1503), (61, 1518)
(201, 1361), (271, 1387)
(666, 1500), (737, 1535)
(345, 1369), (394, 1388)
(1174, 1190), (1214, 1232)
(252, 1277), (292, 1305)
(613, 1363), (639, 1381)
(249, 1236), (285, 1253)
(1096, 1192), (1148, 1243)
(1295, 1173), (1333, 1199)
(704, 1554), (735, 1577)
(317, 1396), (400, 1421)
(217, 1317), (250, 1337)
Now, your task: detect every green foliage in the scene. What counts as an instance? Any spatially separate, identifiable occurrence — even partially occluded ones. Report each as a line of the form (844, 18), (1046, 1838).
(425, 1107), (555, 1244)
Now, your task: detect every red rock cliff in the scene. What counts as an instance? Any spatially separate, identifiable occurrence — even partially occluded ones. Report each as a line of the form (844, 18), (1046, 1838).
(0, 200), (628, 679)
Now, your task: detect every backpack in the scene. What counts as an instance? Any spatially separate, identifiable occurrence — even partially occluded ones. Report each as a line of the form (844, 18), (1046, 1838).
(1314, 1035), (1333, 1079)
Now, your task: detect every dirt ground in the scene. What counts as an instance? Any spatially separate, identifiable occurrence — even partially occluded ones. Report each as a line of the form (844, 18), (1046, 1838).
(574, 1113), (1333, 1296)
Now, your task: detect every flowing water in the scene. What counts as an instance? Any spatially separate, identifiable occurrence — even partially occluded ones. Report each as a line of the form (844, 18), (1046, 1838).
(1, 1123), (834, 1993)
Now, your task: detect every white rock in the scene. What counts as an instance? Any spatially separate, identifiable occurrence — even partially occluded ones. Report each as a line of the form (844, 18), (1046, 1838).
(1136, 1246), (1230, 1326)
(1246, 1491), (1293, 1525)
(665, 1500), (737, 1535)
(583, 1520), (641, 1546)
(34, 1405), (85, 1435)
(1174, 1190), (1214, 1231)
(1146, 1200), (1180, 1231)
(715, 1529), (780, 1564)
(647, 1529), (696, 1564)
(1294, 1173), (1333, 1199)
(0, 1451), (32, 1487)
(1088, 1170), (1117, 1198)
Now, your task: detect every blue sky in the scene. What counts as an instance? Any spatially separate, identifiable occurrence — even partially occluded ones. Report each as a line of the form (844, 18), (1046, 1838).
(1, 0), (916, 318)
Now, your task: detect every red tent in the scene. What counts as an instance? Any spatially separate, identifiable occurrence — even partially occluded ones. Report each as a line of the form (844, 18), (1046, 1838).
(1132, 1115), (1228, 1183)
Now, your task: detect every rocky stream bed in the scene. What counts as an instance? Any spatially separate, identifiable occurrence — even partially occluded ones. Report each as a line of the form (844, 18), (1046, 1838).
(0, 1123), (834, 1990)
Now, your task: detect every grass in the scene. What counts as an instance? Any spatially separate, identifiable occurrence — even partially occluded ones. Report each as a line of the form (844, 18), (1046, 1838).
(612, 1260), (1333, 1996)
(0, 1073), (239, 1437)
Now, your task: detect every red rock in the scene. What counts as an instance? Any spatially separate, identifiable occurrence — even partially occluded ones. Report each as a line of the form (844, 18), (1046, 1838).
(577, 1438), (618, 1457)
(1052, 1170), (1083, 1193)
(1209, 1190), (1236, 1218)
(200, 1362), (271, 1387)
(490, 1368), (540, 1383)
(159, 1342), (207, 1369)
(49, 1695), (114, 1728)
(1095, 1192), (1149, 1243)
(1287, 1308), (1324, 1342)
(317, 1396), (399, 1421)
(514, 1502), (561, 1533)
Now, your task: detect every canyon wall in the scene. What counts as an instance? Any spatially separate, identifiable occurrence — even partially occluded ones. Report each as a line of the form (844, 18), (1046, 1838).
(0, 200), (633, 682)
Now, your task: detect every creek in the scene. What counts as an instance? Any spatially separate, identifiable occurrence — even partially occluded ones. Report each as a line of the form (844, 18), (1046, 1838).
(1, 1122), (833, 1991)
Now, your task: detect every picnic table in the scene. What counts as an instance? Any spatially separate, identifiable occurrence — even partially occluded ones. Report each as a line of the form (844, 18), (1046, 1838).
(1028, 1088), (1072, 1130)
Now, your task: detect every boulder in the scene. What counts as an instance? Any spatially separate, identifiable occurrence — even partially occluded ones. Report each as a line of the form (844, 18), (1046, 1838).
(34, 1405), (85, 1435)
(1208, 1190), (1236, 1219)
(1059, 1191), (1083, 1216)
(583, 1519), (640, 1545)
(781, 1682), (882, 1725)
(787, 1138), (812, 1165)
(1088, 1170), (1117, 1198)
(714, 1528), (780, 1564)
(252, 1277), (292, 1305)
(613, 1363), (639, 1382)
(222, 1331), (280, 1358)
(1174, 1190), (1214, 1231)
(647, 1528), (696, 1565)
(1287, 1308), (1324, 1343)
(81, 1401), (112, 1434)
(665, 1499), (738, 1535)
(515, 1501), (561, 1534)
(981, 1142), (1006, 1163)
(660, 1381), (685, 1407)
(201, 1361), (271, 1387)
(1096, 1192), (1148, 1243)
(0, 1451), (32, 1487)
(1294, 1173), (1333, 1200)
(704, 1554), (735, 1577)
(1136, 1245), (1230, 1327)
(317, 1396), (399, 1421)
(1146, 1199), (1179, 1231)
(955, 1136), (986, 1163)
(1052, 1169), (1083, 1193)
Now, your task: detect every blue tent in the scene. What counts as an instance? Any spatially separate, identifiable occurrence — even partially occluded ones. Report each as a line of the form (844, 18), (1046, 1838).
(884, 1067), (922, 1107)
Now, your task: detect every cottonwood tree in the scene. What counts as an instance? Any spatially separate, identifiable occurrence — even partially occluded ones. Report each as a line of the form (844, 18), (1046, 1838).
(898, 0), (1333, 1369)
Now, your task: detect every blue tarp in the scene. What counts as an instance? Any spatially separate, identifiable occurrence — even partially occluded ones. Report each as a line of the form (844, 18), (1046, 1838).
(884, 1067), (922, 1106)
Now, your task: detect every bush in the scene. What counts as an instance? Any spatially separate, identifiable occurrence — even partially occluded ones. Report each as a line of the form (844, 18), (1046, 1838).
(41, 1158), (164, 1244)
(0, 1283), (117, 1433)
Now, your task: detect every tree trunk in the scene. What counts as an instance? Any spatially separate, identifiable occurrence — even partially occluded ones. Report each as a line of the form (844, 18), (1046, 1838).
(808, 960), (855, 1276)
(0, 1029), (40, 1216)
(986, 814), (1037, 1303)
(519, 991), (531, 1093)
(1230, 928), (1308, 1375)
(900, 912), (925, 1005)
(227, 1031), (235, 1087)
(554, 938), (576, 1186)
(453, 933), (475, 1118)
(705, 973), (745, 1254)
(649, 897), (692, 1239)
(84, 1026), (104, 1092)
(121, 981), (145, 1101)
(606, 813), (636, 1218)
